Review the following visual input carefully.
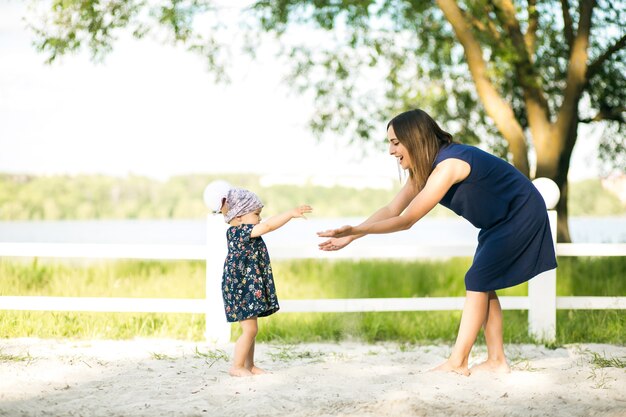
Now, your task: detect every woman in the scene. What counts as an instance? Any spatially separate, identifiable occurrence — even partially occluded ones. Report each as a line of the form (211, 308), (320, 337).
(318, 109), (557, 375)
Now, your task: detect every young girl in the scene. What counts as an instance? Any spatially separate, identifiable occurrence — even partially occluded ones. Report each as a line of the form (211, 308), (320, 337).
(219, 188), (312, 377)
(318, 109), (557, 376)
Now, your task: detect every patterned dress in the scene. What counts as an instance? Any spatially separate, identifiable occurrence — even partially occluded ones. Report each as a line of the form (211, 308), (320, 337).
(221, 224), (280, 322)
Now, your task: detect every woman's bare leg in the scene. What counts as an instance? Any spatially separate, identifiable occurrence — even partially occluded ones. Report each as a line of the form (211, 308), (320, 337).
(470, 291), (510, 373)
(229, 318), (257, 377)
(432, 291), (489, 376)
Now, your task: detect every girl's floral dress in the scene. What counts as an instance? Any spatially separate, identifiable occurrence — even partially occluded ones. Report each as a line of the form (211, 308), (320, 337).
(221, 224), (279, 322)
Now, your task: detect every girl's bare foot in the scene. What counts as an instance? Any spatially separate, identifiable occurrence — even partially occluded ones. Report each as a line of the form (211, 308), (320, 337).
(470, 359), (511, 373)
(229, 367), (254, 377)
(430, 360), (470, 376)
(250, 366), (270, 375)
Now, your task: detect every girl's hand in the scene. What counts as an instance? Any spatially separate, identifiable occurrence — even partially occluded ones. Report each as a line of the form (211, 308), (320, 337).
(317, 225), (353, 238)
(292, 205), (313, 219)
(318, 236), (352, 251)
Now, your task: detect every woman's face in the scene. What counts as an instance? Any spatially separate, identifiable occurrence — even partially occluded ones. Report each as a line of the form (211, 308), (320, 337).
(387, 125), (411, 170)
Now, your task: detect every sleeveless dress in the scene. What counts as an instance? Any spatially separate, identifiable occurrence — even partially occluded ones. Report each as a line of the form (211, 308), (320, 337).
(433, 143), (557, 292)
(221, 224), (280, 322)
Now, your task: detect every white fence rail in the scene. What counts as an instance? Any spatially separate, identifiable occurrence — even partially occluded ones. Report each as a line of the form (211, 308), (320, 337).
(1, 212), (625, 344)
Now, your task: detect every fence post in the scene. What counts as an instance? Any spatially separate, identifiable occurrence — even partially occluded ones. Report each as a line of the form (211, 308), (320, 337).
(527, 209), (558, 342)
(205, 213), (231, 344)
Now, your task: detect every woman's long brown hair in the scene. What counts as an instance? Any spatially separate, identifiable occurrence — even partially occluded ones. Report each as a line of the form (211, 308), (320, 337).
(387, 109), (454, 190)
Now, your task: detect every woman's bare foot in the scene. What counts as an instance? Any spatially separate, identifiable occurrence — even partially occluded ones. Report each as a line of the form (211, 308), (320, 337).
(229, 366), (254, 377)
(250, 366), (270, 375)
(430, 360), (470, 376)
(470, 359), (511, 373)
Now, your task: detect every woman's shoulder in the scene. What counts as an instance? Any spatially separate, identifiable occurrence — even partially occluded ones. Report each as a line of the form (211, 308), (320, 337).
(446, 142), (475, 151)
(434, 142), (474, 164)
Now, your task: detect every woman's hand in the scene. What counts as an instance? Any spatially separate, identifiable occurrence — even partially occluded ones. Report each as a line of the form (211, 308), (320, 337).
(318, 236), (353, 251)
(317, 225), (353, 238)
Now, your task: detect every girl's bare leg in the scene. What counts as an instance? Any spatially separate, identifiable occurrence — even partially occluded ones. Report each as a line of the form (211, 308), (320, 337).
(470, 291), (511, 373)
(245, 339), (269, 374)
(229, 318), (257, 377)
(432, 291), (489, 376)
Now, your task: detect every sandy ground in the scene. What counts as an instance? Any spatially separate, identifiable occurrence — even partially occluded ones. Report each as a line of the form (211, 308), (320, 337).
(0, 338), (625, 417)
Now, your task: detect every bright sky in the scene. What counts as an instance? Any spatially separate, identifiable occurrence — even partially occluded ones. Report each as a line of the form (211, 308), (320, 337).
(0, 2), (600, 184)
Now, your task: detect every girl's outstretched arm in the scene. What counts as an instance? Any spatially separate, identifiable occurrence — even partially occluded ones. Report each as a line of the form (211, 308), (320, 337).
(251, 205), (312, 238)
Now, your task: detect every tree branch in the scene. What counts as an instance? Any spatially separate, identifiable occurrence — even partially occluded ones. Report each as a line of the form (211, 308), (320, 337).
(436, 0), (530, 175)
(587, 34), (626, 78)
(525, 0), (538, 58)
(555, 0), (596, 140)
(460, 5), (501, 42)
(560, 0), (574, 49)
(579, 107), (626, 123)
(490, 0), (550, 135)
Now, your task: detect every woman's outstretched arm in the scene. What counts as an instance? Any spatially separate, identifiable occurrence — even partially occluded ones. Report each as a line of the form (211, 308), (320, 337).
(320, 159), (469, 240)
(317, 179), (417, 250)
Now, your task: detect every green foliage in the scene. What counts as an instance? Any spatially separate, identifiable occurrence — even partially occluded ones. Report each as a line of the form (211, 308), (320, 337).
(556, 257), (626, 296)
(597, 124), (626, 175)
(568, 179), (625, 216)
(586, 350), (626, 369)
(273, 258), (473, 299)
(28, 0), (228, 76)
(7, 258), (53, 291)
(0, 173), (623, 220)
(19, 0), (626, 244)
(253, 311), (470, 344)
(248, 0), (626, 165)
(193, 346), (229, 367)
(556, 310), (625, 344)
(0, 311), (206, 340)
(0, 172), (400, 219)
(0, 256), (624, 343)
(0, 350), (33, 363)
(0, 258), (205, 297)
(25, 2), (625, 159)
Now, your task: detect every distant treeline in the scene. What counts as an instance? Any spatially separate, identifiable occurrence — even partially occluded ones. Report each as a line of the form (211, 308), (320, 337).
(0, 173), (623, 220)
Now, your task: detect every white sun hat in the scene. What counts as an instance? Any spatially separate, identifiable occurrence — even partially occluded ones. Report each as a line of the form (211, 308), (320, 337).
(203, 180), (233, 213)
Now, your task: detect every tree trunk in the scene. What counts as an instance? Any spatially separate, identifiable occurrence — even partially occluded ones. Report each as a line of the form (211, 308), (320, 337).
(551, 146), (572, 242)
(436, 0), (530, 176)
(536, 161), (571, 243)
(535, 118), (578, 243)
(553, 113), (580, 243)
(555, 178), (572, 243)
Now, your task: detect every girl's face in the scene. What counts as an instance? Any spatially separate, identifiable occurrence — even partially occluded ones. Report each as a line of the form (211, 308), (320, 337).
(238, 208), (262, 225)
(387, 125), (411, 170)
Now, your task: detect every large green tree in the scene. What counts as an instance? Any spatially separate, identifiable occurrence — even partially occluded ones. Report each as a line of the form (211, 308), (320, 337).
(27, 0), (625, 241)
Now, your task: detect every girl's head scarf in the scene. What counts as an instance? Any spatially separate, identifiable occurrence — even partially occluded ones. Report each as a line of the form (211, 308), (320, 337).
(224, 188), (264, 223)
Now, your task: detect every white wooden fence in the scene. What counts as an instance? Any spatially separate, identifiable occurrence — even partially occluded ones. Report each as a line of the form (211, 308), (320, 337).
(1, 212), (625, 344)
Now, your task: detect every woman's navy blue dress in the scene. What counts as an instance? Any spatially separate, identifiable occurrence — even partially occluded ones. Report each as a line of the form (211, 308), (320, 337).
(433, 143), (557, 291)
(222, 224), (279, 322)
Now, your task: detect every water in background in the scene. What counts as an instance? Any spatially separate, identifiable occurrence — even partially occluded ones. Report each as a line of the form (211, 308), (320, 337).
(0, 217), (624, 245)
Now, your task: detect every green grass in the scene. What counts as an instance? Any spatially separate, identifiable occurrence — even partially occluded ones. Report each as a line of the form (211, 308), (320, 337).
(193, 346), (230, 367)
(0, 349), (33, 363)
(586, 350), (626, 368)
(0, 257), (624, 344)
